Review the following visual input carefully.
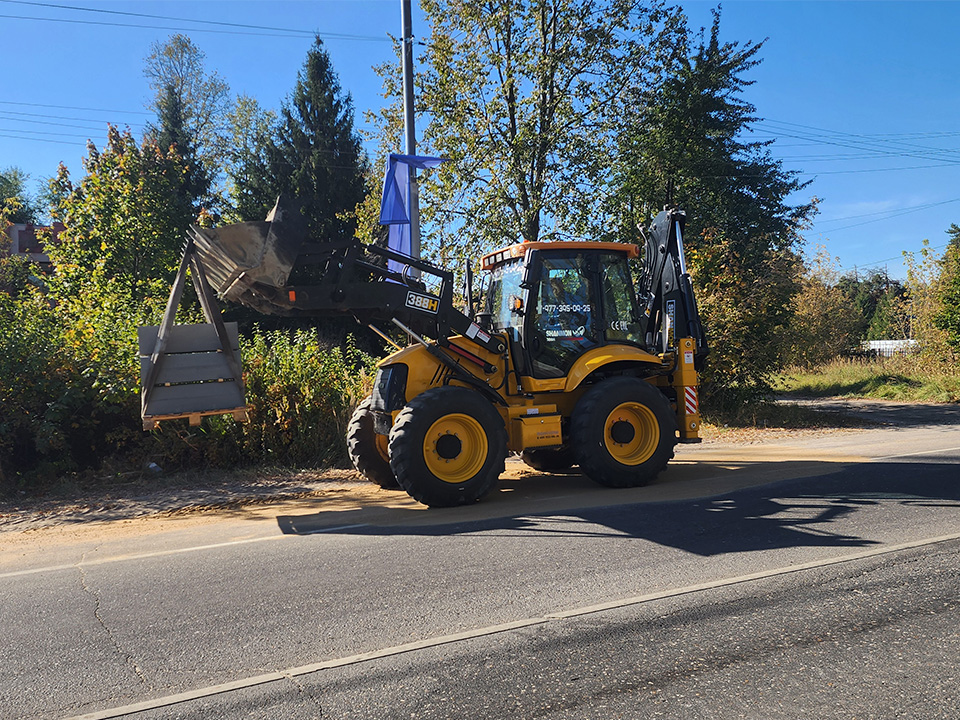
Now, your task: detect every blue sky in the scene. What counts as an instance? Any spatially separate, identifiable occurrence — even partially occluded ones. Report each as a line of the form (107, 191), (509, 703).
(3, 0), (958, 280)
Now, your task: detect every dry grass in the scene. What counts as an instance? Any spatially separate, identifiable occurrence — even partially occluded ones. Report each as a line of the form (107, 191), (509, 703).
(779, 355), (960, 403)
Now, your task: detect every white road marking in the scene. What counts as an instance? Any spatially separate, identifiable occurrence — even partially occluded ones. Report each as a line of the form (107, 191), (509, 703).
(872, 445), (960, 461)
(0, 524), (368, 579)
(64, 530), (960, 720)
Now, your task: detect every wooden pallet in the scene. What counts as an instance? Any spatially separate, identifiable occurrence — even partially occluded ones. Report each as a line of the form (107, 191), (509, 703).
(139, 237), (250, 431)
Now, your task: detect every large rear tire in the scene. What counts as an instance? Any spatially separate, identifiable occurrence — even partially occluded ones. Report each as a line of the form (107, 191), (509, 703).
(571, 377), (676, 488)
(347, 397), (399, 489)
(389, 386), (506, 507)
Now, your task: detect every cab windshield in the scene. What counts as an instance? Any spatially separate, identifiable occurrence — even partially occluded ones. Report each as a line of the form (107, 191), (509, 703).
(485, 258), (524, 340)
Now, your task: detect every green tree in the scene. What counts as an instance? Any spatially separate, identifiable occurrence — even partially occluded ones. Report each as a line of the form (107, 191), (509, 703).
(1, 167), (39, 224)
(48, 127), (192, 303)
(405, 0), (680, 265)
(232, 38), (368, 241)
(903, 239), (950, 356)
(783, 247), (860, 368)
(866, 285), (910, 341)
(934, 223), (960, 349)
(144, 34), (231, 200)
(223, 95), (277, 222)
(837, 269), (906, 341)
(154, 84), (212, 211)
(0, 202), (34, 297)
(609, 9), (814, 400)
(1, 131), (197, 483)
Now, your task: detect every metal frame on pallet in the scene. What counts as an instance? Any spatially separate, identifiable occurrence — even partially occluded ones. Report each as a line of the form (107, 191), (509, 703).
(139, 238), (249, 430)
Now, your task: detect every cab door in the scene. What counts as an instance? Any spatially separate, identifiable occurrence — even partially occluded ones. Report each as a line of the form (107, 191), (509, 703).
(524, 252), (601, 378)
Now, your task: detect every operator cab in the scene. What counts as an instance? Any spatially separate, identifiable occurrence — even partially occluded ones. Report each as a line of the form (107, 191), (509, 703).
(481, 242), (645, 379)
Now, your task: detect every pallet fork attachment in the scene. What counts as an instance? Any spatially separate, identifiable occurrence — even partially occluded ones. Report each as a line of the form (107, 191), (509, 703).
(139, 237), (248, 430)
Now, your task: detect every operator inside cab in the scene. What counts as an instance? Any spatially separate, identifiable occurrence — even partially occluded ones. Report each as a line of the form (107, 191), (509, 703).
(532, 258), (598, 377)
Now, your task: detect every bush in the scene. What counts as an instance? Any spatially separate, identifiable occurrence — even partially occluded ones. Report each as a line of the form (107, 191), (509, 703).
(1, 283), (378, 491)
(0, 278), (169, 491)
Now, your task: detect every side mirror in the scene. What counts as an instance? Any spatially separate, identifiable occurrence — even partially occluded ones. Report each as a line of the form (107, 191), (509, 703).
(520, 249), (540, 289)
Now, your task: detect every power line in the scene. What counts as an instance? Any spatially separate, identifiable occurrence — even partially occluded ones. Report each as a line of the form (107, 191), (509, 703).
(758, 119), (960, 164)
(0, 108), (147, 127)
(795, 162), (960, 176)
(837, 242), (952, 274)
(817, 198), (960, 226)
(0, 0), (389, 41)
(0, 100), (151, 116)
(0, 132), (86, 146)
(0, 126), (94, 139)
(0, 12), (324, 38)
(818, 198), (960, 233)
(762, 118), (960, 155)
(0, 113), (123, 132)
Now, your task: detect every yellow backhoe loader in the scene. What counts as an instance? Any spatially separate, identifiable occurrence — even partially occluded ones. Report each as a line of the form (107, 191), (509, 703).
(140, 198), (707, 507)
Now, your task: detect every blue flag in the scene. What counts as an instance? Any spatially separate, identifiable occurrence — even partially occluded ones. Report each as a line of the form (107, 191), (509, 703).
(379, 154), (447, 265)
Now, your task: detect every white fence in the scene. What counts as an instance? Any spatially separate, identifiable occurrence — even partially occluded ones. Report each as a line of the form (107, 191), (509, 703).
(861, 339), (918, 357)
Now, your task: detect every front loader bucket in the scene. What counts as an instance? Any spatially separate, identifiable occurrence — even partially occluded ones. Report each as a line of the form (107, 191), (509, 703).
(189, 196), (305, 306)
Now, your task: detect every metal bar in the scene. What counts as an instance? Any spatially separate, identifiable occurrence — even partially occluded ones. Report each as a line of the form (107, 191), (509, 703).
(141, 243), (192, 412)
(391, 317), (428, 348)
(674, 220), (688, 276)
(188, 251), (245, 388)
(400, 0), (421, 265)
(368, 323), (403, 351)
(392, 318), (507, 406)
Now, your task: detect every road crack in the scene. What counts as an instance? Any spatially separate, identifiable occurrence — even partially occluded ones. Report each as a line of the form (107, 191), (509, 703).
(77, 557), (149, 688)
(282, 673), (324, 714)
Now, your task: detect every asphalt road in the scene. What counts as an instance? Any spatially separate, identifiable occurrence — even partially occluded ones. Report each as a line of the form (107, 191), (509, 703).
(2, 400), (958, 719)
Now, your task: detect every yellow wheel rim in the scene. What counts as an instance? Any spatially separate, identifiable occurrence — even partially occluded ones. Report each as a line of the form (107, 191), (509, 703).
(423, 413), (488, 484)
(375, 433), (390, 463)
(603, 402), (659, 466)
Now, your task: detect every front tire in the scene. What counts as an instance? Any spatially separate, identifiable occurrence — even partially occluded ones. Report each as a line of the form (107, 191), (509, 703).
(571, 377), (676, 488)
(347, 397), (399, 489)
(389, 386), (506, 507)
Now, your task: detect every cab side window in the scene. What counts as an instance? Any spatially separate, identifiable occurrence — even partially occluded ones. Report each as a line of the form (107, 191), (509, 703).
(600, 255), (644, 345)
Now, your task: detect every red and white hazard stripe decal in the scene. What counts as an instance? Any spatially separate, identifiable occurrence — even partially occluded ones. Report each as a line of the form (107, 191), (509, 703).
(684, 386), (698, 415)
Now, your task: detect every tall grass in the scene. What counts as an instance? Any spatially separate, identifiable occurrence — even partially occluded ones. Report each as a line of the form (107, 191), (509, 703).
(779, 355), (960, 403)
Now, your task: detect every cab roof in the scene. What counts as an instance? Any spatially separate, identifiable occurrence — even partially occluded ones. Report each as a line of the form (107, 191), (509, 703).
(480, 241), (640, 271)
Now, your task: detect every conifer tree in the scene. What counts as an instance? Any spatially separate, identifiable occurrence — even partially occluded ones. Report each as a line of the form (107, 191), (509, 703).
(155, 84), (211, 211)
(934, 224), (960, 348)
(144, 34), (231, 200)
(236, 37), (368, 239)
(609, 9), (815, 400)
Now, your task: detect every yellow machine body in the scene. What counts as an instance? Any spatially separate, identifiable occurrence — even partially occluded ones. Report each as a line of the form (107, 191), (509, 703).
(374, 331), (701, 455)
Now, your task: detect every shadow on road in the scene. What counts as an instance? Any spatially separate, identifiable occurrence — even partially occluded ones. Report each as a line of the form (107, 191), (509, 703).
(277, 457), (960, 557)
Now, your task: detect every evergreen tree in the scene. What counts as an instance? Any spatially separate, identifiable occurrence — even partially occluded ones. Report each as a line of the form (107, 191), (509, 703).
(154, 84), (211, 211)
(934, 224), (960, 348)
(837, 270), (907, 341)
(243, 37), (368, 239)
(223, 95), (276, 223)
(144, 34), (231, 201)
(609, 9), (815, 400)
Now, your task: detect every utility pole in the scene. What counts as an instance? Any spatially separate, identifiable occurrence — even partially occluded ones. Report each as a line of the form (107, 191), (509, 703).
(401, 0), (420, 262)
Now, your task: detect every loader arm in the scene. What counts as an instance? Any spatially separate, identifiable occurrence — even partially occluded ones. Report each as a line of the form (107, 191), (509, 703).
(188, 198), (505, 357)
